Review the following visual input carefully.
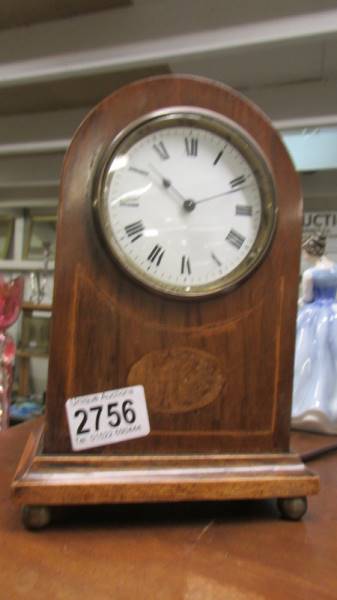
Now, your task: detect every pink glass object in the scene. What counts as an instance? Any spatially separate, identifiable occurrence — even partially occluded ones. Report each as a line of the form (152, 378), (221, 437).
(0, 275), (24, 430)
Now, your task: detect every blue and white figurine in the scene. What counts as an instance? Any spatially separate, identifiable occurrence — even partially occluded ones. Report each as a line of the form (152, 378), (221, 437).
(292, 231), (337, 434)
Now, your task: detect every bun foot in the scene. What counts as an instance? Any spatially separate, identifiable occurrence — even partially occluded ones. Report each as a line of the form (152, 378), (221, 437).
(277, 497), (308, 521)
(22, 505), (51, 530)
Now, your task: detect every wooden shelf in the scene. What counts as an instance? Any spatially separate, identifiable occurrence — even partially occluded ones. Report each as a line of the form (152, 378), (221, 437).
(22, 302), (52, 312)
(17, 349), (49, 359)
(0, 259), (55, 271)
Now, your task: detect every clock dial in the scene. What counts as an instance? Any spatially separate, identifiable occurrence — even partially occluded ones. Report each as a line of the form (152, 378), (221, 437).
(94, 109), (276, 297)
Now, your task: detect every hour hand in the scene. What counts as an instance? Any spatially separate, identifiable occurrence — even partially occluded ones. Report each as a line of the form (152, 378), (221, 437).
(149, 164), (171, 189)
(148, 164), (186, 204)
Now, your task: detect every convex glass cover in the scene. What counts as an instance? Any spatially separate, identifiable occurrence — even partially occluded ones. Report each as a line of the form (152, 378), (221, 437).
(94, 108), (276, 297)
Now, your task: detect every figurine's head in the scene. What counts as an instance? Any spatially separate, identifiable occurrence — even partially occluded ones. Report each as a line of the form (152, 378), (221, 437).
(302, 230), (327, 259)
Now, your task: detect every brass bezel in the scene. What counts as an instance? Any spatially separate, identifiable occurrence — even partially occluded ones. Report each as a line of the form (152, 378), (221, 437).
(93, 107), (277, 299)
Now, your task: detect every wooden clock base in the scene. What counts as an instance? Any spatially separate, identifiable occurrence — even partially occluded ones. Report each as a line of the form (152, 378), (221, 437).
(12, 422), (319, 529)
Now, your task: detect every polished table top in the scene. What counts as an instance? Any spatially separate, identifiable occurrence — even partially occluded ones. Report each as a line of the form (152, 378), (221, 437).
(1, 419), (336, 600)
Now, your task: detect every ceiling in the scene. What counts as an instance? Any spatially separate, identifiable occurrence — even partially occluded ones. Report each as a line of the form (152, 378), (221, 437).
(1, 0), (337, 204)
(0, 0), (131, 31)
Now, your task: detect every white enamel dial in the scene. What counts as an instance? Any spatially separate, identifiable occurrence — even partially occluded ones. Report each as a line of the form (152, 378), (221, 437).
(95, 110), (276, 297)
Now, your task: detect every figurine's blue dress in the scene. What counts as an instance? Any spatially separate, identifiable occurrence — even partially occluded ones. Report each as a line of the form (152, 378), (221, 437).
(292, 265), (337, 432)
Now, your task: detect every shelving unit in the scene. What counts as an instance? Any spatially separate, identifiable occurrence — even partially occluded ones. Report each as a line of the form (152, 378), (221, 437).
(0, 206), (56, 398)
(16, 302), (52, 397)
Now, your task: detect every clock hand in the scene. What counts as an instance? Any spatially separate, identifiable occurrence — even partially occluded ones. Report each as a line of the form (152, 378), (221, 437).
(194, 185), (251, 204)
(148, 164), (195, 211)
(148, 163), (175, 192)
(149, 165), (250, 210)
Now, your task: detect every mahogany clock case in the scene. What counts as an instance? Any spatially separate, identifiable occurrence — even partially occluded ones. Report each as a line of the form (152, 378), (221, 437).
(12, 75), (319, 513)
(46, 74), (301, 455)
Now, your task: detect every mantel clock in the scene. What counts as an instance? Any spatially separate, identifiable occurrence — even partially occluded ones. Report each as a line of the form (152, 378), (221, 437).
(12, 75), (319, 528)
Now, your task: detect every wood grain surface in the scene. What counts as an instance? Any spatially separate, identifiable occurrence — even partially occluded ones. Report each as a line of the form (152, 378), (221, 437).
(12, 421), (319, 506)
(127, 347), (225, 414)
(2, 421), (337, 600)
(44, 75), (302, 456)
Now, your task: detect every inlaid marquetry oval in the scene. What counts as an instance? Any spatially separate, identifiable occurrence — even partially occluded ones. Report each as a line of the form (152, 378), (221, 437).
(127, 347), (225, 414)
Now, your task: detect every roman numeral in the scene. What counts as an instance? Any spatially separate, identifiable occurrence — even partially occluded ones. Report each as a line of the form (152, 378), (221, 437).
(230, 175), (246, 188)
(185, 137), (198, 156)
(153, 141), (169, 160)
(213, 145), (227, 165)
(124, 220), (144, 242)
(129, 166), (149, 176)
(147, 244), (165, 266)
(211, 252), (222, 267)
(226, 229), (245, 249)
(181, 255), (191, 275)
(236, 205), (253, 216)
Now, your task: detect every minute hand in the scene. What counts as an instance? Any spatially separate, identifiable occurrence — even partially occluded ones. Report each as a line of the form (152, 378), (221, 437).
(194, 184), (251, 204)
